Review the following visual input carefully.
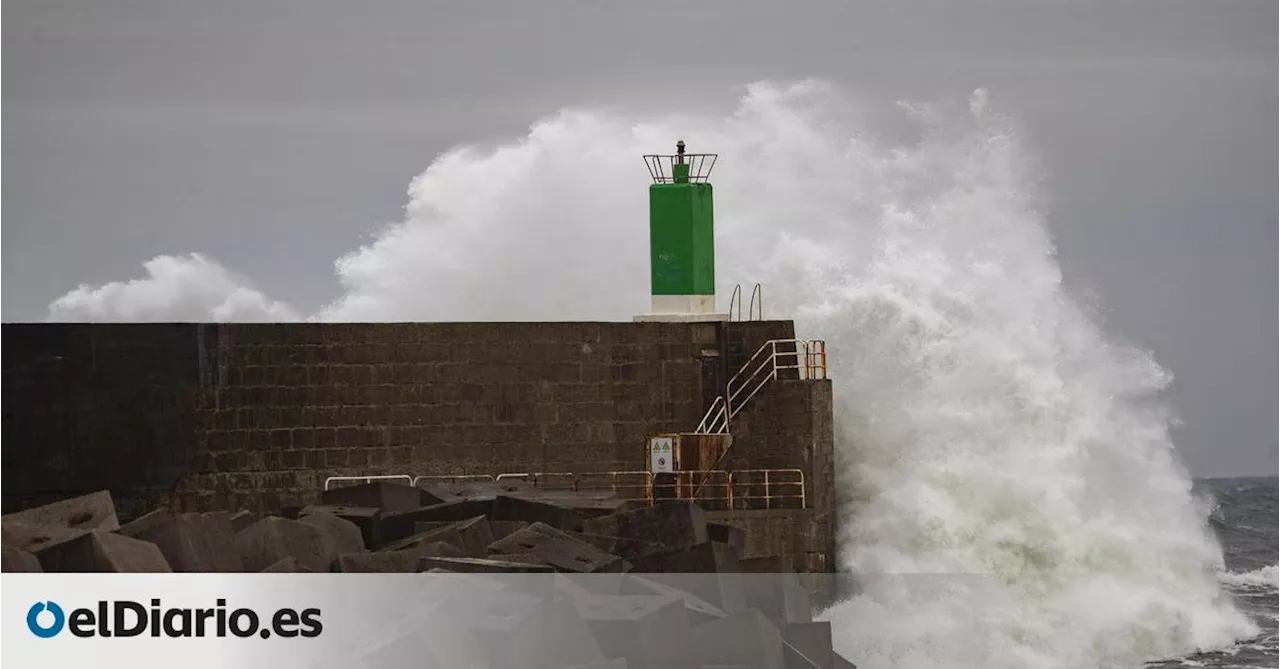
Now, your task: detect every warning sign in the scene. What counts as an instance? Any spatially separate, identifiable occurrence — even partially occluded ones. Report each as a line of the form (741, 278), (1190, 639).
(649, 436), (674, 473)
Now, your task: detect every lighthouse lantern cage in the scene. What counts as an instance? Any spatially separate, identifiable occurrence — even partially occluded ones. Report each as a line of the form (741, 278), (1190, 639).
(643, 140), (717, 183)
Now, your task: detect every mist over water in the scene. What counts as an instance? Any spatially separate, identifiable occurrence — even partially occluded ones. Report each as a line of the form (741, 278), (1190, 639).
(47, 81), (1258, 667)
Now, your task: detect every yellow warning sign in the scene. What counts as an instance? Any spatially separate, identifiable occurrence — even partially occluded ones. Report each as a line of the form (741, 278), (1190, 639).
(649, 436), (675, 473)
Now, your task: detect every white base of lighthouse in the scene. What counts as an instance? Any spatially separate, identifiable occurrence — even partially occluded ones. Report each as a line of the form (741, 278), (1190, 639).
(633, 294), (729, 322)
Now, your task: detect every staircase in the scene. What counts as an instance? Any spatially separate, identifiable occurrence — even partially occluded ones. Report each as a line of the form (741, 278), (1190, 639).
(695, 338), (827, 435)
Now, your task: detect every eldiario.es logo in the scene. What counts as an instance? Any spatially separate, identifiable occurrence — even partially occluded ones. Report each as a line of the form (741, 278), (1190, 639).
(27, 599), (322, 639)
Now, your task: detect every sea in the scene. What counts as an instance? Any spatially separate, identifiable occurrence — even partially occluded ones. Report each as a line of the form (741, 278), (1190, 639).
(1150, 476), (1277, 669)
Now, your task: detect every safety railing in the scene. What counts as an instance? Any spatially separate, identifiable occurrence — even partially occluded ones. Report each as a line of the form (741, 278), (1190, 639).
(573, 470), (654, 504)
(729, 469), (806, 510)
(322, 474), (413, 491)
(324, 468), (805, 509)
(643, 144), (717, 183)
(411, 474), (495, 487)
(728, 283), (764, 322)
(659, 470), (735, 510)
(695, 338), (828, 435)
(493, 472), (578, 489)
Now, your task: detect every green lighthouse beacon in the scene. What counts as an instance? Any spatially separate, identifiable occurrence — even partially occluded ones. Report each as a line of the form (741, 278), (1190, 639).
(635, 141), (728, 322)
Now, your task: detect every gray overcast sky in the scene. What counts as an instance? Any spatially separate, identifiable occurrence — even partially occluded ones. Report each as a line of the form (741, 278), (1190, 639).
(3, 0), (1275, 477)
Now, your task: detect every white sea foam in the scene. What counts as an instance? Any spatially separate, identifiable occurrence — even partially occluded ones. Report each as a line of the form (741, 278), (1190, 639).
(1220, 565), (1279, 590)
(47, 253), (298, 322)
(45, 80), (1257, 668)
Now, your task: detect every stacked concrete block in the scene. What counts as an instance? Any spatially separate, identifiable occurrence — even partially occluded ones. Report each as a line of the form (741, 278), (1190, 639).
(0, 487), (857, 667)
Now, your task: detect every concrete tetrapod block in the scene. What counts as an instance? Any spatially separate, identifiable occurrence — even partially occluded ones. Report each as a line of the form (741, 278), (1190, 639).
(236, 516), (334, 573)
(1, 545), (43, 572)
(739, 557), (813, 625)
(582, 500), (708, 549)
(382, 516), (495, 555)
(783, 642), (823, 669)
(464, 595), (605, 669)
(689, 609), (786, 669)
(300, 505), (382, 550)
(629, 541), (741, 573)
(299, 512), (366, 555)
(488, 522), (630, 573)
(384, 525), (464, 553)
(89, 532), (172, 572)
(261, 556), (314, 573)
(566, 591), (691, 669)
(628, 542), (747, 614)
(228, 510), (261, 534)
(2, 490), (119, 532)
(488, 553), (550, 566)
(117, 509), (172, 538)
(2, 521), (90, 566)
(125, 512), (243, 572)
(32, 531), (171, 572)
(336, 541), (465, 573)
(522, 494), (629, 519)
(419, 480), (539, 503)
(555, 572), (628, 597)
(380, 500), (495, 545)
(491, 495), (587, 532)
(620, 575), (728, 627)
(418, 556), (556, 574)
(489, 521), (532, 540)
(407, 516), (494, 557)
(320, 481), (439, 513)
(782, 622), (833, 669)
(565, 531), (667, 562)
(449, 588), (545, 668)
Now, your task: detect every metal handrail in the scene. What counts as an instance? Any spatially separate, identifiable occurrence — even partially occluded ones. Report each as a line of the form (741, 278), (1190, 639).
(695, 338), (828, 435)
(322, 474), (413, 491)
(322, 468), (805, 509)
(574, 470), (654, 504)
(748, 283), (763, 320)
(661, 470), (734, 509)
(643, 152), (717, 183)
(411, 474), (495, 487)
(728, 284), (743, 322)
(729, 469), (806, 509)
(695, 395), (728, 433)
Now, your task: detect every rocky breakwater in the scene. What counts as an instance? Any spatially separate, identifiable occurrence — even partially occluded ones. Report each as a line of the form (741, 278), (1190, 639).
(1, 484), (854, 669)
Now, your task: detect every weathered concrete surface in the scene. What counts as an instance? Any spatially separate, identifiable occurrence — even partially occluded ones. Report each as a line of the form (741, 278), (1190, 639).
(235, 516), (334, 573)
(1, 545), (42, 572)
(300, 504), (381, 549)
(299, 512), (366, 555)
(321, 481), (437, 514)
(0, 489), (857, 665)
(2, 490), (119, 532)
(122, 511), (243, 572)
(2, 320), (836, 578)
(488, 522), (629, 573)
(1, 321), (801, 510)
(28, 531), (172, 573)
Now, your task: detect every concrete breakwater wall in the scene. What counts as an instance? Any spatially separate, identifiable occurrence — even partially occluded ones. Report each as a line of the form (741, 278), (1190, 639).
(2, 320), (835, 572)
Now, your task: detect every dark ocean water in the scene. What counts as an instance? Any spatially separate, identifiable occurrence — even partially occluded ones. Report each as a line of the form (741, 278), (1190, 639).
(1149, 476), (1278, 669)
